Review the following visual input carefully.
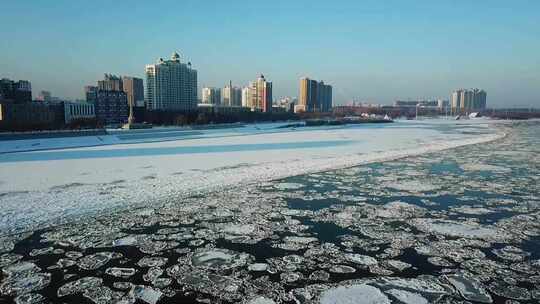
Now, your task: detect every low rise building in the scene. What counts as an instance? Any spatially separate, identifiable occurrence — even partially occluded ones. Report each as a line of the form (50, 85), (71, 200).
(0, 101), (63, 130)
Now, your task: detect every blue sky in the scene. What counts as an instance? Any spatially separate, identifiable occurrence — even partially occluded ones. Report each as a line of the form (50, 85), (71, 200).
(1, 0), (539, 107)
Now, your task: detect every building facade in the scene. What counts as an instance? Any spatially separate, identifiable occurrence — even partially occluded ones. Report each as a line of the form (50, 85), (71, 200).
(201, 87), (222, 105)
(222, 81), (242, 107)
(0, 78), (32, 103)
(241, 87), (250, 108)
(472, 89), (487, 110)
(319, 81), (332, 112)
(85, 86), (98, 102)
(90, 91), (128, 125)
(299, 77), (332, 112)
(64, 101), (95, 124)
(0, 102), (63, 130)
(86, 75), (128, 125)
(451, 90), (462, 109)
(451, 88), (487, 112)
(247, 75), (272, 112)
(122, 77), (144, 107)
(145, 52), (198, 111)
(98, 74), (123, 91)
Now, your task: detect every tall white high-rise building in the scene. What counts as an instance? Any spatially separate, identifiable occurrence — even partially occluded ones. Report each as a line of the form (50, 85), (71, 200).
(241, 87), (250, 108)
(201, 87), (221, 105)
(222, 81), (242, 107)
(145, 52), (197, 111)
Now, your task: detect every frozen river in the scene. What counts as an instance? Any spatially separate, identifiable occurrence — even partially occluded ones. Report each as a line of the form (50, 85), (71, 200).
(1, 120), (540, 304)
(0, 119), (502, 235)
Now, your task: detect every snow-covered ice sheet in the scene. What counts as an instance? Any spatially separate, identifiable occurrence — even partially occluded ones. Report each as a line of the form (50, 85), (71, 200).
(0, 119), (505, 235)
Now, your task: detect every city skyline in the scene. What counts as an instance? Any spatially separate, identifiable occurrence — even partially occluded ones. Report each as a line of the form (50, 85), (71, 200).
(1, 1), (539, 107)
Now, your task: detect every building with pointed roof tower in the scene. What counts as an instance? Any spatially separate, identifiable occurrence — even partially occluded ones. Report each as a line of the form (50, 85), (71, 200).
(145, 52), (198, 111)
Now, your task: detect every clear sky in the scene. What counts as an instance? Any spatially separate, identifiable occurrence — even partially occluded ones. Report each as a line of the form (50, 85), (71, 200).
(1, 0), (539, 107)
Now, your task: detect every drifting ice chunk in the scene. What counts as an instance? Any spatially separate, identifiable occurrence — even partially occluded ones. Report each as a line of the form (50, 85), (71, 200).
(445, 272), (492, 303)
(248, 263), (269, 272)
(329, 265), (356, 274)
(105, 267), (136, 279)
(319, 284), (390, 304)
(137, 257), (168, 268)
(344, 254), (378, 266)
(222, 224), (256, 235)
(283, 236), (318, 244)
(143, 267), (163, 282)
(0, 262), (50, 297)
(375, 201), (426, 218)
(411, 219), (510, 241)
(386, 260), (412, 272)
(451, 206), (494, 215)
(245, 297), (277, 304)
(112, 236), (138, 246)
(82, 285), (124, 304)
(0, 272), (51, 296)
(384, 180), (440, 193)
(191, 248), (252, 270)
(0, 253), (23, 268)
(274, 183), (304, 190)
(460, 163), (511, 173)
(386, 289), (428, 304)
(14, 292), (46, 304)
(78, 252), (118, 270)
(130, 285), (162, 304)
(57, 277), (103, 297)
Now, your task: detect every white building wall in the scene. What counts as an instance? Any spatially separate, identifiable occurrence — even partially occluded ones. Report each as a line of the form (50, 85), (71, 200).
(241, 87), (250, 108)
